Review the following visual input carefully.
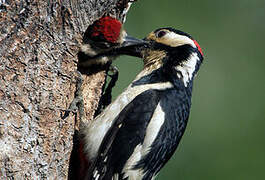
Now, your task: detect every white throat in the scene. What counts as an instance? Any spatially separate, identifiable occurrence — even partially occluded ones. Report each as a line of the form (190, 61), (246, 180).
(175, 52), (200, 87)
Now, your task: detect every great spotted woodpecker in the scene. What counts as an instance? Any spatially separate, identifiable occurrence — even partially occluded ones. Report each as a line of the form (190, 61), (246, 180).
(81, 27), (204, 180)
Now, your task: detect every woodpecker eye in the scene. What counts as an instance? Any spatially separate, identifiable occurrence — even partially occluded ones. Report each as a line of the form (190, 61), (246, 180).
(156, 31), (166, 38)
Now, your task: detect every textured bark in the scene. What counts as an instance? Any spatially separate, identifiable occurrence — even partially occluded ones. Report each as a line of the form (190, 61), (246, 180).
(0, 0), (131, 179)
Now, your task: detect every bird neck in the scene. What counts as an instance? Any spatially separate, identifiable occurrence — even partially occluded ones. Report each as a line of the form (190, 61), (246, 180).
(171, 52), (201, 88)
(142, 50), (166, 72)
(132, 66), (193, 97)
(167, 71), (194, 98)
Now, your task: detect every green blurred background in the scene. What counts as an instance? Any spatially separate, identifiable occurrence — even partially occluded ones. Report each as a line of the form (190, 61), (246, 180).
(112, 0), (265, 179)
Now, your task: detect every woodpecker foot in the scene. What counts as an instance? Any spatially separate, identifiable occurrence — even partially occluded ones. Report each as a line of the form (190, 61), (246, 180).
(104, 65), (119, 106)
(61, 71), (84, 120)
(94, 65), (119, 117)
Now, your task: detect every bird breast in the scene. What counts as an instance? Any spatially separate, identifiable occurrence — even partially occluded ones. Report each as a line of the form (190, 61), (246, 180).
(83, 70), (174, 161)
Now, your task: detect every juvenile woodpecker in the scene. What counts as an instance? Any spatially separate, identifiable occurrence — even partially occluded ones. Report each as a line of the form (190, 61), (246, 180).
(78, 16), (143, 68)
(82, 27), (204, 180)
(77, 16), (145, 115)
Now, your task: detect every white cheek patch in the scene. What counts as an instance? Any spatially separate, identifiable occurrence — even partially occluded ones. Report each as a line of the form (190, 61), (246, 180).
(160, 32), (196, 48)
(80, 44), (97, 56)
(175, 52), (200, 86)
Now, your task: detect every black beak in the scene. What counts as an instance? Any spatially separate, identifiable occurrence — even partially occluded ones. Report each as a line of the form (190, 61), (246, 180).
(122, 35), (148, 47)
(114, 35), (149, 58)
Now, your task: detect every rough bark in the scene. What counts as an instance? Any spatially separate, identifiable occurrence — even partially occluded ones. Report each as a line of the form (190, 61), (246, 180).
(0, 0), (131, 179)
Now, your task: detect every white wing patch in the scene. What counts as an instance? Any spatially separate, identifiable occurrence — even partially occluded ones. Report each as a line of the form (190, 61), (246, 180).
(122, 103), (165, 179)
(142, 103), (165, 151)
(122, 144), (144, 180)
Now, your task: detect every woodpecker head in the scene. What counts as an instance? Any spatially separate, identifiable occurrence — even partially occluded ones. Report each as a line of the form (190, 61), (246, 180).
(118, 27), (204, 86)
(79, 16), (145, 68)
(83, 16), (124, 49)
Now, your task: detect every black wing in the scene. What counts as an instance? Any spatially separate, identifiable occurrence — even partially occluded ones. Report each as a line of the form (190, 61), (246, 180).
(134, 88), (191, 179)
(87, 89), (162, 180)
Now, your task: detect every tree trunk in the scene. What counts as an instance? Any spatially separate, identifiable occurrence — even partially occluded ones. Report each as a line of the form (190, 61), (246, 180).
(0, 0), (132, 179)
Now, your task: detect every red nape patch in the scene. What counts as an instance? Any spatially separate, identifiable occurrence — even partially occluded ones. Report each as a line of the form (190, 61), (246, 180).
(90, 16), (122, 43)
(193, 40), (203, 56)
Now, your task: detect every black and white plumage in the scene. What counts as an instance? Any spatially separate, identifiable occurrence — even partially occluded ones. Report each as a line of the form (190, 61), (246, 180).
(82, 27), (204, 180)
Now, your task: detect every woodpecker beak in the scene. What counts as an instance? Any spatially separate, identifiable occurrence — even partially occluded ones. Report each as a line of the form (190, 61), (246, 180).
(122, 35), (147, 47)
(116, 35), (149, 58)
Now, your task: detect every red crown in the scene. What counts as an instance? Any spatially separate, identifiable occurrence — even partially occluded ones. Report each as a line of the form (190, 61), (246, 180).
(90, 16), (122, 43)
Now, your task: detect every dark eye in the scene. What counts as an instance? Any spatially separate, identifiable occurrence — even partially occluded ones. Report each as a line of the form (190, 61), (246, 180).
(156, 31), (166, 38)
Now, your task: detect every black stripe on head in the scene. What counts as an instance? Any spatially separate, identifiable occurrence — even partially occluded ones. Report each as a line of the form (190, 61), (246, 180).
(151, 43), (196, 66)
(154, 27), (193, 39)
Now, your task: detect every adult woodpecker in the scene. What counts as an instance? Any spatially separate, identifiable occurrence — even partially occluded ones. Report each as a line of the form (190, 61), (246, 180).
(78, 16), (143, 68)
(82, 27), (204, 180)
